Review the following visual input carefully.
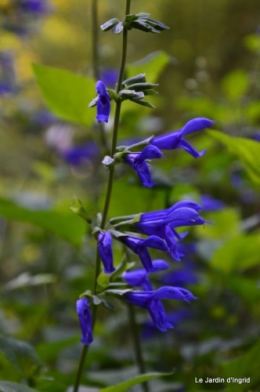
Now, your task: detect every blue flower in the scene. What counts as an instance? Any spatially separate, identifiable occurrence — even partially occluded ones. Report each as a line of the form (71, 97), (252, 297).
(76, 297), (93, 345)
(119, 235), (168, 272)
(134, 200), (205, 260)
(124, 286), (196, 331)
(98, 231), (115, 274)
(150, 117), (214, 158)
(96, 81), (111, 123)
(142, 308), (191, 338)
(123, 259), (169, 290)
(123, 145), (163, 187)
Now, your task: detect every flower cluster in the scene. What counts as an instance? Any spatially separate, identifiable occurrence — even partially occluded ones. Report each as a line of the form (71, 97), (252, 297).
(76, 196), (208, 343)
(76, 85), (213, 344)
(77, 11), (215, 347)
(92, 85), (214, 186)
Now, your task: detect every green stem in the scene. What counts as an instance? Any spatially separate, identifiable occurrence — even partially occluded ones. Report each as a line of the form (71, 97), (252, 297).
(128, 304), (150, 392)
(91, 0), (109, 153)
(91, 0), (99, 80)
(73, 2), (132, 391)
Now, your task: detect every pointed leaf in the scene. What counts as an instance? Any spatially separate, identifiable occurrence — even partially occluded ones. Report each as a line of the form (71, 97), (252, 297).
(127, 51), (171, 83)
(0, 335), (42, 378)
(208, 130), (260, 187)
(0, 197), (86, 247)
(98, 371), (173, 392)
(33, 64), (95, 127)
(222, 339), (260, 391)
(129, 98), (155, 108)
(0, 382), (38, 392)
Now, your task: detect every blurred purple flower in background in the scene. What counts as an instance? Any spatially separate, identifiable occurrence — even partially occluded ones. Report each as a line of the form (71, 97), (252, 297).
(0, 51), (16, 95)
(161, 262), (199, 287)
(19, 0), (52, 14)
(200, 194), (225, 212)
(0, 0), (52, 36)
(61, 142), (99, 166)
(44, 124), (99, 166)
(100, 68), (119, 88)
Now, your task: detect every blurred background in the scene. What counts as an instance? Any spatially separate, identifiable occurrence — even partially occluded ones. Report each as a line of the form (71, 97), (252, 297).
(0, 0), (260, 391)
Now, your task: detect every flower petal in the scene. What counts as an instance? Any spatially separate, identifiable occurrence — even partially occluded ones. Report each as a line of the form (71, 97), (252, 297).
(76, 297), (93, 345)
(98, 231), (115, 274)
(180, 117), (214, 136)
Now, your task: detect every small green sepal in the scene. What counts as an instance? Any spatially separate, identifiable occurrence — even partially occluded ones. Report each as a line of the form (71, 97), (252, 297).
(100, 18), (120, 31)
(70, 197), (92, 224)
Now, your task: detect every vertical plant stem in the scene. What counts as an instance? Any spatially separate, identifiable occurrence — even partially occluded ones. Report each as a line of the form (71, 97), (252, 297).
(128, 304), (150, 392)
(91, 0), (109, 153)
(73, 2), (132, 392)
(91, 0), (99, 81)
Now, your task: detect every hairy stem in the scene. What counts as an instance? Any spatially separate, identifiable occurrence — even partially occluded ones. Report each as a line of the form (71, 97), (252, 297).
(73, 2), (132, 391)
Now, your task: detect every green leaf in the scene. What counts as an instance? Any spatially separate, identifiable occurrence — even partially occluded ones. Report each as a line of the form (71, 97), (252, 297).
(0, 382), (38, 392)
(221, 69), (249, 99)
(222, 339), (260, 391)
(208, 130), (260, 186)
(0, 335), (42, 379)
(210, 232), (260, 273)
(70, 197), (92, 224)
(129, 98), (155, 108)
(0, 197), (86, 247)
(127, 51), (171, 83)
(98, 371), (173, 392)
(195, 209), (240, 240)
(33, 64), (96, 127)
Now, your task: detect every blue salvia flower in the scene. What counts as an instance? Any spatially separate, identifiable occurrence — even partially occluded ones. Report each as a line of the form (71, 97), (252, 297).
(134, 200), (205, 260)
(76, 297), (93, 345)
(123, 145), (163, 187)
(142, 308), (191, 338)
(124, 286), (196, 331)
(96, 80), (111, 123)
(98, 231), (115, 274)
(123, 259), (169, 290)
(150, 117), (214, 158)
(119, 235), (168, 272)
